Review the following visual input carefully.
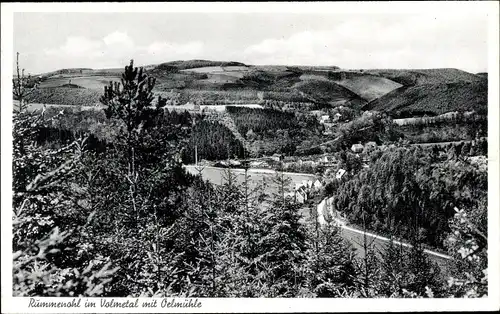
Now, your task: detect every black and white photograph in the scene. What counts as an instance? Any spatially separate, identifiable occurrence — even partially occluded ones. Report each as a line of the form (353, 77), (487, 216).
(1, 1), (499, 312)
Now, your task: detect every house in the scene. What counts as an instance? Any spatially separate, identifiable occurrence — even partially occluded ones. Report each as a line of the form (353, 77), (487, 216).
(301, 180), (313, 189)
(319, 115), (331, 124)
(313, 179), (323, 190)
(250, 160), (267, 168)
(295, 186), (308, 203)
(332, 113), (343, 122)
(228, 160), (241, 167)
(320, 155), (330, 163)
(351, 143), (364, 153)
(336, 168), (347, 180)
(271, 153), (284, 162)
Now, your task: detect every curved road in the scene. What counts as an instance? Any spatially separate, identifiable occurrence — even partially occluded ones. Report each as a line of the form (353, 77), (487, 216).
(316, 197), (452, 270)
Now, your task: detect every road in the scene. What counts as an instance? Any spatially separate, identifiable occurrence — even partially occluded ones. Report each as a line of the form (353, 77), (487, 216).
(317, 197), (452, 271)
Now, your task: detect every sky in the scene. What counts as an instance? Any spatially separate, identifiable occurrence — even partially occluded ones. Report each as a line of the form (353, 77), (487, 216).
(13, 12), (489, 74)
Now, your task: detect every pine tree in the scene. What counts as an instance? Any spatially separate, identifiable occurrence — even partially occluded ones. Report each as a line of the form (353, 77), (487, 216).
(90, 59), (193, 296)
(304, 209), (357, 297)
(256, 165), (308, 297)
(12, 53), (117, 297)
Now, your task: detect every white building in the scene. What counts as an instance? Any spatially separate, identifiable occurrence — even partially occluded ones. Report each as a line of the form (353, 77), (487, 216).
(313, 179), (323, 190)
(336, 169), (347, 180)
(351, 143), (364, 153)
(319, 115), (330, 124)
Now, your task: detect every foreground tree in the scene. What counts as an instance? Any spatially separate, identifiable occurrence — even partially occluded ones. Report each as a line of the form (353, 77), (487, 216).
(444, 207), (487, 297)
(12, 53), (117, 296)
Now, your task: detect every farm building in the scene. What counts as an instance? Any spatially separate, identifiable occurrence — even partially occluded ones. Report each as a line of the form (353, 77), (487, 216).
(351, 143), (364, 153)
(336, 169), (347, 180)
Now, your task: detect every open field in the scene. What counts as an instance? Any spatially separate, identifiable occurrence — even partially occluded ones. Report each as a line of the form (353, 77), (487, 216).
(38, 75), (121, 90)
(335, 75), (402, 101)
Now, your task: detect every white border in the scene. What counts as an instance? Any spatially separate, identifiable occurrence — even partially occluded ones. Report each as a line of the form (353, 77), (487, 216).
(1, 2), (499, 313)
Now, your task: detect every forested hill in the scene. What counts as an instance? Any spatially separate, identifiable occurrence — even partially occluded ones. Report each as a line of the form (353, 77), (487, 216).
(362, 80), (488, 118)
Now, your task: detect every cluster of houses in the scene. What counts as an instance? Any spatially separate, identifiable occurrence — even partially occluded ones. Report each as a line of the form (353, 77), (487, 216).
(284, 178), (324, 204)
(351, 141), (377, 154)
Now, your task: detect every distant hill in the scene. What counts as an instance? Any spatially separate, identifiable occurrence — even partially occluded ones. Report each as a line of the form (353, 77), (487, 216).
(27, 61), (486, 113)
(363, 80), (487, 118)
(158, 60), (247, 70)
(294, 79), (367, 108)
(364, 68), (484, 86)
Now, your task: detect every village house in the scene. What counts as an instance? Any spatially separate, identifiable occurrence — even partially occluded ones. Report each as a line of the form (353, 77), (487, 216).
(351, 143), (364, 153)
(271, 153), (284, 162)
(250, 160), (268, 168)
(319, 115), (331, 124)
(336, 168), (347, 180)
(302, 179), (313, 189)
(228, 160), (241, 167)
(313, 179), (323, 190)
(295, 186), (308, 203)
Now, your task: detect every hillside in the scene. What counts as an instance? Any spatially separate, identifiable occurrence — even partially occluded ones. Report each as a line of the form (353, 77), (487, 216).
(333, 74), (402, 101)
(364, 68), (484, 86)
(27, 61), (486, 113)
(294, 80), (367, 108)
(363, 80), (487, 118)
(27, 87), (101, 106)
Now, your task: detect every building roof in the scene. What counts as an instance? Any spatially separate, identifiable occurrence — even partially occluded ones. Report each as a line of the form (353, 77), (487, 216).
(336, 168), (347, 179)
(351, 143), (364, 152)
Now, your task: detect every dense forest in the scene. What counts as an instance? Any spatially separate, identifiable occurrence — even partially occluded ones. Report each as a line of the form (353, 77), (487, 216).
(12, 58), (488, 298)
(182, 119), (246, 163)
(226, 106), (299, 135)
(227, 106), (324, 157)
(329, 145), (487, 250)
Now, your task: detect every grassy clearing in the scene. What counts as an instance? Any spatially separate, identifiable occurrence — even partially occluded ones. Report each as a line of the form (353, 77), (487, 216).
(39, 76), (121, 90)
(27, 87), (101, 106)
(294, 79), (367, 107)
(335, 75), (402, 101)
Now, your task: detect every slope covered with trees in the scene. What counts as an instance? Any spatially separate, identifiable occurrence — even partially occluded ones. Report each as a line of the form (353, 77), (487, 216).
(363, 81), (488, 118)
(330, 145), (487, 250)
